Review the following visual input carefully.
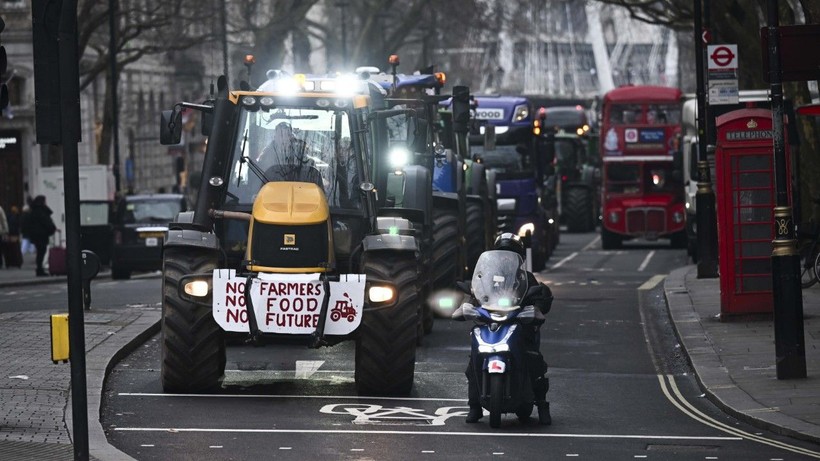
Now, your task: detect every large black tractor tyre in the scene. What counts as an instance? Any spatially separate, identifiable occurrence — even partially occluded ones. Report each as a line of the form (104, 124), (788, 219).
(431, 208), (459, 291)
(465, 200), (487, 275)
(601, 226), (622, 250)
(356, 251), (419, 396)
(565, 187), (595, 233)
(160, 247), (225, 393)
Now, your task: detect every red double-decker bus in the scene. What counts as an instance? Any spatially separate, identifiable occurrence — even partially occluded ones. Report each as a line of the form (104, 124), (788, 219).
(598, 85), (686, 249)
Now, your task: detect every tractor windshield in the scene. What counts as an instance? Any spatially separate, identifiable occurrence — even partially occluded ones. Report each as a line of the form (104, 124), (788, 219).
(226, 106), (360, 210)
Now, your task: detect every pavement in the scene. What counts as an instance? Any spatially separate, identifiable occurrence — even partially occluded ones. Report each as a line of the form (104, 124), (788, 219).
(0, 250), (819, 460)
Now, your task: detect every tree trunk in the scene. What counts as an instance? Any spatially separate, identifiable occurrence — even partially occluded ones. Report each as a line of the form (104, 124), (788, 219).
(97, 69), (114, 167)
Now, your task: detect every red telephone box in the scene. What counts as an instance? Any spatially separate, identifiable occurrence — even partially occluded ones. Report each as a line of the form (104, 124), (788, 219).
(715, 108), (790, 316)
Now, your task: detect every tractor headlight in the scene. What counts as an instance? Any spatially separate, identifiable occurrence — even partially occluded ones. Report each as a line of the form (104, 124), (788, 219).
(178, 275), (213, 305)
(517, 222), (535, 237)
(184, 280), (210, 298)
(673, 211), (684, 223)
(389, 146), (411, 169)
(609, 211), (620, 223)
(368, 285), (396, 303)
(513, 104), (529, 122)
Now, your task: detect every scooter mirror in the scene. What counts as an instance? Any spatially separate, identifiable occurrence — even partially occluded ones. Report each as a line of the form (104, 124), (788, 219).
(452, 302), (478, 321)
(455, 280), (471, 294)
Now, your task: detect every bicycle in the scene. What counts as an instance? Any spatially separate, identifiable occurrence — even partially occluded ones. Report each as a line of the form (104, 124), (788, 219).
(797, 219), (820, 288)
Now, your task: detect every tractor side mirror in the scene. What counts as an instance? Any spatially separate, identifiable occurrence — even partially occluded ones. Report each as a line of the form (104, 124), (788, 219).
(160, 109), (182, 145)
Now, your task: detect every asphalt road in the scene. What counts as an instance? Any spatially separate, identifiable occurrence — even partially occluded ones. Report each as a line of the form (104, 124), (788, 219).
(97, 232), (820, 460)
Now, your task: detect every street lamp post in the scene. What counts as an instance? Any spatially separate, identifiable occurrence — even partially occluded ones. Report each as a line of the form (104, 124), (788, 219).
(693, 0), (718, 279)
(766, 0), (806, 380)
(108, 0), (121, 193)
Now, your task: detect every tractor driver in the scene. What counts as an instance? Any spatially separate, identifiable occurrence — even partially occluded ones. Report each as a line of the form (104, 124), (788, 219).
(258, 122), (323, 188)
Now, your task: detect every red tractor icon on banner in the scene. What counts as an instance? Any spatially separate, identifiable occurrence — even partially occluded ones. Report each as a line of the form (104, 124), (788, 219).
(330, 293), (358, 322)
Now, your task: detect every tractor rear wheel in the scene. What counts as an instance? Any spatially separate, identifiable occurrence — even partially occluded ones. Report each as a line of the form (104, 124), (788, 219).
(160, 247), (224, 393)
(432, 208), (459, 290)
(465, 200), (486, 275)
(565, 187), (594, 233)
(356, 251), (419, 396)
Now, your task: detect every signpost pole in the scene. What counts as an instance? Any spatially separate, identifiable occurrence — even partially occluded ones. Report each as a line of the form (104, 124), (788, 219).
(694, 0), (719, 279)
(766, 0), (805, 380)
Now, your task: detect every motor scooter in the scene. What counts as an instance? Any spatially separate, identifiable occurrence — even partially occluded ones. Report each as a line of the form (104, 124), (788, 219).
(453, 250), (545, 428)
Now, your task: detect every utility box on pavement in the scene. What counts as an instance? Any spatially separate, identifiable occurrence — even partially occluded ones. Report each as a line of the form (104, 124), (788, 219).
(715, 108), (790, 316)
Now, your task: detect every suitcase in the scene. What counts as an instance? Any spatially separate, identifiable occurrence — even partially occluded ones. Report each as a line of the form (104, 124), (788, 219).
(48, 232), (67, 275)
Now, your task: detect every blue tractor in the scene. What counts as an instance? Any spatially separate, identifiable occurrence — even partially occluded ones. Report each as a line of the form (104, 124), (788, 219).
(468, 95), (559, 271)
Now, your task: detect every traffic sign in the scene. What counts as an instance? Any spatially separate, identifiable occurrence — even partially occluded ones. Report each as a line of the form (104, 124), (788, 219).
(708, 45), (738, 70)
(702, 28), (711, 44)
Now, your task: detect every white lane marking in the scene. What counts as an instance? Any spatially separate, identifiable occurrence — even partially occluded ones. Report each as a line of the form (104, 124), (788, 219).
(493, 453), (504, 455)
(658, 375), (820, 458)
(279, 447), (292, 450)
(422, 450), (435, 453)
(295, 360), (324, 379)
(638, 275), (666, 292)
(350, 448), (364, 452)
(550, 252), (578, 270)
(582, 235), (601, 252)
(140, 444), (154, 447)
(113, 427), (740, 441)
(209, 446), (223, 448)
(119, 392), (467, 402)
(637, 250), (655, 271)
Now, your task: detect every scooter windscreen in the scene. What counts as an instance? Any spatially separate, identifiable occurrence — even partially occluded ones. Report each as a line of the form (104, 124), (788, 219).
(471, 250), (529, 312)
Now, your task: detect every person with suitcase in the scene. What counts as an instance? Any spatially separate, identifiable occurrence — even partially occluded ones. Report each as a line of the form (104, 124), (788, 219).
(25, 196), (57, 276)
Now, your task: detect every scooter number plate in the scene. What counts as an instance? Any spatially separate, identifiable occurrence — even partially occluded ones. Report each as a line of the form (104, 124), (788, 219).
(488, 359), (506, 374)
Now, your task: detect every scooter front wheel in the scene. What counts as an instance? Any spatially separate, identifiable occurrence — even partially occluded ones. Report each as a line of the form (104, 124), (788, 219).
(489, 374), (504, 428)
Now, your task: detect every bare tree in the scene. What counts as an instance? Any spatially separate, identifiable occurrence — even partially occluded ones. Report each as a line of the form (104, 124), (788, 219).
(76, 0), (225, 165)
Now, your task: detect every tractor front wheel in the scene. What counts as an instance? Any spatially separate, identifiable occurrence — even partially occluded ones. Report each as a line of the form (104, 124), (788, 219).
(355, 251), (419, 396)
(160, 247), (224, 393)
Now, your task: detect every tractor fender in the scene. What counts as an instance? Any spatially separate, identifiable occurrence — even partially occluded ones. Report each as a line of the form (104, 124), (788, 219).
(432, 192), (459, 211)
(362, 234), (419, 253)
(376, 216), (415, 236)
(165, 228), (220, 252)
(175, 211), (195, 224)
(469, 162), (488, 197)
(396, 165), (432, 227)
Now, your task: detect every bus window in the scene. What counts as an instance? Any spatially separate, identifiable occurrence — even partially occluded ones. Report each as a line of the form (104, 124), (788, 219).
(609, 104), (642, 125)
(606, 163), (640, 194)
(647, 104), (682, 124)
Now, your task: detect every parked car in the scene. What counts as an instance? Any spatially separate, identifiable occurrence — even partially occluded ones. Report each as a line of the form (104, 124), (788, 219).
(110, 193), (186, 280)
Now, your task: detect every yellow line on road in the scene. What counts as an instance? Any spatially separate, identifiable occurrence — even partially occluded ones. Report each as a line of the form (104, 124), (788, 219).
(658, 374), (820, 458)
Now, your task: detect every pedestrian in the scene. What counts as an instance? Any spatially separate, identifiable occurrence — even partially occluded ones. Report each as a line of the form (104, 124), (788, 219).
(3, 205), (23, 268)
(0, 205), (8, 268)
(25, 195), (57, 276)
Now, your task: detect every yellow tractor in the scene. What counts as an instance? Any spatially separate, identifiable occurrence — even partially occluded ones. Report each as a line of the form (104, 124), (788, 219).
(159, 74), (423, 395)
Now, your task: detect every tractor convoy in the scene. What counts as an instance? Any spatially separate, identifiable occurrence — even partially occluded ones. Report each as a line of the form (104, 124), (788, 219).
(157, 55), (676, 396)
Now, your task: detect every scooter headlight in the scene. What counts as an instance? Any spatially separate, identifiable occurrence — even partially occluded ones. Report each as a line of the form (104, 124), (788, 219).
(517, 223), (535, 237)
